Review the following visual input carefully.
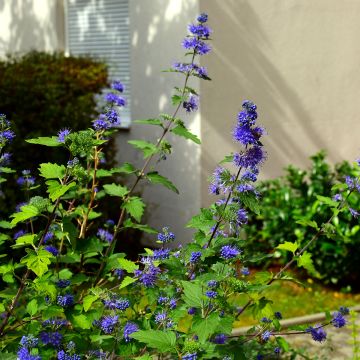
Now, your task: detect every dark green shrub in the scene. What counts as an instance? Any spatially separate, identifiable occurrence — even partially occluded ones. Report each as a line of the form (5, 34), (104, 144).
(245, 151), (360, 288)
(0, 51), (109, 213)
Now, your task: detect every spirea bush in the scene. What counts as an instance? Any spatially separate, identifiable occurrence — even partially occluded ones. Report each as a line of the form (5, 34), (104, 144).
(0, 13), (358, 360)
(244, 151), (360, 288)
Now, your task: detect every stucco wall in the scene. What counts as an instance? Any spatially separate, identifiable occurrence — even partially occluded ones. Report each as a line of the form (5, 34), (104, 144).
(200, 0), (360, 206)
(116, 0), (201, 244)
(0, 0), (65, 56)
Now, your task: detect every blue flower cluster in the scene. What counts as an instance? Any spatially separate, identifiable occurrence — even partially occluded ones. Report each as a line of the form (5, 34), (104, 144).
(103, 296), (130, 311)
(123, 322), (139, 342)
(157, 227), (176, 243)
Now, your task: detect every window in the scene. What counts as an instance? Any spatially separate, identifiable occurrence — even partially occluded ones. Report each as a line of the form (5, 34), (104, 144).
(65, 0), (131, 127)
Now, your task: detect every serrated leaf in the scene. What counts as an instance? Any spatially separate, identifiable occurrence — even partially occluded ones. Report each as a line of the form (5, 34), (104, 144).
(0, 167), (15, 173)
(276, 241), (298, 254)
(171, 124), (201, 144)
(0, 221), (14, 229)
(297, 251), (317, 274)
(21, 249), (54, 277)
(10, 205), (39, 225)
(316, 195), (338, 207)
(118, 258), (139, 273)
(26, 136), (62, 147)
(171, 94), (183, 105)
(119, 276), (137, 289)
(191, 313), (219, 343)
(39, 163), (66, 179)
(131, 330), (177, 353)
(123, 219), (157, 234)
(134, 118), (163, 127)
(128, 140), (159, 158)
(238, 192), (260, 215)
(72, 314), (92, 329)
(13, 234), (36, 248)
(46, 180), (76, 202)
(181, 281), (203, 307)
(83, 294), (98, 312)
(186, 208), (216, 232)
(296, 219), (319, 229)
(112, 162), (137, 174)
(26, 299), (38, 316)
(122, 197), (145, 222)
(147, 172), (179, 194)
(103, 183), (129, 197)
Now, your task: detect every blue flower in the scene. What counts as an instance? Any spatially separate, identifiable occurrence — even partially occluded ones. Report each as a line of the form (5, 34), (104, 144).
(45, 246), (59, 256)
(212, 333), (227, 344)
(57, 129), (71, 143)
(111, 80), (125, 92)
(306, 324), (327, 342)
(0, 152), (11, 166)
(157, 227), (176, 243)
(261, 330), (272, 342)
(274, 311), (282, 320)
(40, 331), (63, 347)
(0, 129), (15, 143)
(104, 93), (126, 107)
(339, 306), (349, 315)
(236, 208), (248, 225)
(241, 267), (250, 276)
(188, 307), (196, 315)
(182, 37), (211, 55)
(57, 294), (74, 307)
(349, 208), (359, 218)
(331, 311), (346, 328)
(136, 264), (161, 287)
(42, 318), (68, 328)
(103, 297), (130, 311)
(274, 347), (281, 355)
(155, 311), (168, 323)
(123, 322), (139, 342)
(114, 268), (124, 279)
(183, 95), (199, 113)
(100, 315), (119, 334)
(97, 228), (113, 242)
(153, 248), (170, 260)
(43, 231), (54, 243)
(20, 335), (39, 348)
(169, 298), (177, 309)
(260, 317), (272, 323)
(205, 290), (217, 299)
(188, 24), (212, 38)
(220, 245), (240, 259)
(189, 251), (202, 264)
(182, 353), (197, 360)
(207, 280), (218, 288)
(57, 350), (81, 360)
(233, 146), (266, 169)
(17, 347), (41, 360)
(197, 13), (208, 23)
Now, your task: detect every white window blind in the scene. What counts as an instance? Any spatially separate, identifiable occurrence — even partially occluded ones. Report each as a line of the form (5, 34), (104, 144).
(66, 0), (131, 128)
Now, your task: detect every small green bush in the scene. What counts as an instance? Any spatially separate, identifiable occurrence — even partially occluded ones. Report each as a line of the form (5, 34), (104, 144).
(0, 51), (109, 214)
(245, 151), (360, 288)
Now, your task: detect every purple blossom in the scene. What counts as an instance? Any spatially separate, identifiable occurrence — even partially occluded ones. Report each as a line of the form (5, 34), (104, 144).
(274, 311), (282, 319)
(349, 208), (359, 218)
(182, 354), (197, 360)
(333, 193), (342, 202)
(92, 116), (110, 131)
(188, 24), (212, 38)
(17, 175), (35, 187)
(169, 298), (177, 309)
(205, 290), (217, 299)
(97, 228), (113, 242)
(136, 264), (161, 287)
(0, 152), (11, 165)
(306, 324), (327, 342)
(42, 318), (68, 328)
(57, 129), (71, 143)
(0, 129), (15, 143)
(197, 13), (208, 23)
(57, 294), (74, 307)
(155, 311), (168, 323)
(40, 331), (63, 347)
(57, 350), (81, 360)
(233, 124), (257, 145)
(241, 170), (258, 182)
(241, 267), (250, 276)
(56, 279), (71, 288)
(20, 335), (39, 348)
(114, 268), (124, 279)
(183, 95), (199, 113)
(220, 245), (240, 259)
(261, 330), (272, 342)
(189, 251), (202, 264)
(212, 333), (227, 344)
(207, 280), (218, 288)
(103, 297), (130, 311)
(236, 208), (248, 225)
(339, 306), (350, 315)
(104, 93), (126, 107)
(153, 248), (170, 260)
(17, 347), (41, 360)
(157, 227), (176, 243)
(331, 311), (346, 328)
(188, 307), (196, 315)
(100, 315), (119, 334)
(111, 80), (125, 92)
(45, 246), (59, 256)
(123, 322), (139, 342)
(182, 38), (211, 55)
(261, 317), (272, 323)
(43, 231), (54, 243)
(233, 146), (266, 169)
(14, 230), (26, 240)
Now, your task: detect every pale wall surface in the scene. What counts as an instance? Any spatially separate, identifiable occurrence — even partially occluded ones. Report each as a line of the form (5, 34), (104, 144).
(116, 0), (202, 244)
(0, 0), (65, 56)
(200, 0), (360, 206)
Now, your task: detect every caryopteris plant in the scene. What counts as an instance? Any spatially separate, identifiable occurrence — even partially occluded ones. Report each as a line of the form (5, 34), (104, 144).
(0, 13), (358, 360)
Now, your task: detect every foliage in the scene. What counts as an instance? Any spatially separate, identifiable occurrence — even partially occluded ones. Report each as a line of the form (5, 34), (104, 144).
(0, 13), (357, 360)
(245, 151), (360, 288)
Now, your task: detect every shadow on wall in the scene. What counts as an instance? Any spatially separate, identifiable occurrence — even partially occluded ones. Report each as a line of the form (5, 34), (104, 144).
(200, 0), (345, 203)
(0, 0), (63, 55)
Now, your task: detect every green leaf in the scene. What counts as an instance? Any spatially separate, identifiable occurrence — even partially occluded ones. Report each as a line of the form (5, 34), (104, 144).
(21, 249), (54, 277)
(276, 336), (290, 352)
(238, 192), (260, 215)
(71, 314), (92, 329)
(297, 251), (317, 274)
(103, 183), (129, 197)
(171, 124), (201, 144)
(276, 241), (298, 254)
(118, 258), (139, 273)
(26, 299), (38, 316)
(46, 180), (76, 201)
(0, 167), (15, 173)
(186, 208), (216, 232)
(147, 172), (179, 194)
(83, 295), (99, 312)
(316, 195), (338, 208)
(131, 330), (177, 353)
(26, 136), (62, 147)
(13, 234), (36, 248)
(39, 163), (66, 179)
(123, 219), (157, 234)
(181, 281), (203, 307)
(171, 94), (183, 106)
(191, 313), (220, 343)
(122, 197), (145, 222)
(128, 140), (159, 158)
(134, 118), (163, 127)
(10, 205), (39, 225)
(112, 162), (137, 174)
(296, 219), (319, 230)
(0, 221), (14, 229)
(119, 276), (137, 289)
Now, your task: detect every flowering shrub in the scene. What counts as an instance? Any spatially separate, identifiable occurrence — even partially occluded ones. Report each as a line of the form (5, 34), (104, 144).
(244, 151), (360, 288)
(0, 13), (358, 360)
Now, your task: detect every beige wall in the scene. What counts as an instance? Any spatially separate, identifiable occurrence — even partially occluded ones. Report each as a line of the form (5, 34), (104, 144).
(200, 0), (360, 206)
(0, 0), (65, 56)
(116, 0), (202, 244)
